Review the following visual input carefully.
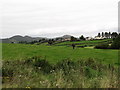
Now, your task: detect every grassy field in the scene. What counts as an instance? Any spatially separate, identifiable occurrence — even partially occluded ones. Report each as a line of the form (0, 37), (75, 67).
(1, 40), (120, 88)
(54, 39), (112, 46)
(2, 43), (118, 65)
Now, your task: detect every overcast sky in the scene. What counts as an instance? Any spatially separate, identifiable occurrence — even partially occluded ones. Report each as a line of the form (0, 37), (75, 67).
(1, 0), (119, 38)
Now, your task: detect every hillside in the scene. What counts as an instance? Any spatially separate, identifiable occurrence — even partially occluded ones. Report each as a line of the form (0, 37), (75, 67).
(1, 35), (47, 43)
(1, 35), (73, 43)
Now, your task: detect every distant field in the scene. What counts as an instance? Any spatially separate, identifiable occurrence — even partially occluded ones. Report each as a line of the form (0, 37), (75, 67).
(2, 42), (118, 65)
(54, 39), (112, 46)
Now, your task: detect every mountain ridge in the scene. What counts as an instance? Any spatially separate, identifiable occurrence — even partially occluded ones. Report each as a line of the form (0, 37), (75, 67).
(1, 35), (72, 43)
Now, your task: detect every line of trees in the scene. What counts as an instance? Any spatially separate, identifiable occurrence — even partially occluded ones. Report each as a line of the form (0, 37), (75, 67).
(97, 32), (119, 38)
(70, 36), (77, 41)
(19, 38), (48, 44)
(79, 35), (85, 40)
(70, 35), (85, 42)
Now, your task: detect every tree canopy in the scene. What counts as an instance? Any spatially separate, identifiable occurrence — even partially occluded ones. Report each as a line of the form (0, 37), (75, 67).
(111, 35), (120, 49)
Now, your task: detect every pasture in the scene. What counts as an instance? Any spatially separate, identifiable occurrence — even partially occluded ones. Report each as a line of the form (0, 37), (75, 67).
(1, 39), (119, 88)
(2, 42), (118, 65)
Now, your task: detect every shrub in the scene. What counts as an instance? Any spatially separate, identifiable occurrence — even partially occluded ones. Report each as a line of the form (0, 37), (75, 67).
(110, 35), (120, 49)
(2, 68), (14, 77)
(33, 58), (53, 74)
(2, 61), (14, 77)
(94, 43), (109, 49)
(84, 67), (97, 78)
(55, 59), (76, 75)
(23, 56), (53, 74)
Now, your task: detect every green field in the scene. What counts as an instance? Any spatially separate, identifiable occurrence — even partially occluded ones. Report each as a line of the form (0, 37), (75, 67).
(2, 42), (118, 65)
(1, 40), (119, 88)
(54, 39), (112, 46)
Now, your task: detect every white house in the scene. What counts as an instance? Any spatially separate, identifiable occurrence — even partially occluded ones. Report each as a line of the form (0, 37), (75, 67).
(85, 37), (93, 40)
(94, 36), (106, 40)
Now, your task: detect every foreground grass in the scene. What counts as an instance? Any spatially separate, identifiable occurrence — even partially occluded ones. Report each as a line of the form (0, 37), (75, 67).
(2, 57), (119, 88)
(2, 43), (118, 65)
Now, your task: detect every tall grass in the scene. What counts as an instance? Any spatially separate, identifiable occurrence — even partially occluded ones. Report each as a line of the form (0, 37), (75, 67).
(2, 56), (119, 88)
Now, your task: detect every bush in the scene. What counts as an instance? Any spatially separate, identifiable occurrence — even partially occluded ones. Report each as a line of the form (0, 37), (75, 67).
(2, 61), (14, 77)
(33, 57), (53, 74)
(55, 59), (76, 75)
(94, 43), (109, 49)
(2, 68), (14, 77)
(110, 35), (120, 49)
(84, 67), (98, 78)
(24, 56), (53, 74)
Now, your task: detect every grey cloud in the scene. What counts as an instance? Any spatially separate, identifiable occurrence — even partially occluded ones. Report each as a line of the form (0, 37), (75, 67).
(1, 0), (119, 38)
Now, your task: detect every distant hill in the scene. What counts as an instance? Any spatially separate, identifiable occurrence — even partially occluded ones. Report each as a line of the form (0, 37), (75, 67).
(1, 35), (74, 43)
(54, 35), (72, 40)
(1, 35), (47, 43)
(62, 35), (72, 39)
